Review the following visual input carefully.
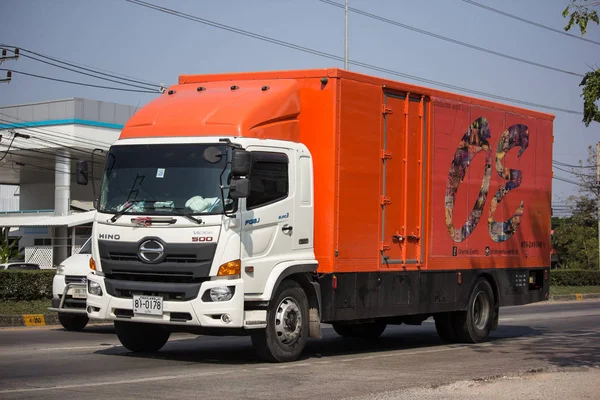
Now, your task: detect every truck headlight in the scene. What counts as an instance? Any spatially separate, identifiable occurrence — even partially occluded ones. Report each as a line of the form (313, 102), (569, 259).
(209, 286), (234, 302)
(56, 265), (65, 275)
(88, 280), (103, 296)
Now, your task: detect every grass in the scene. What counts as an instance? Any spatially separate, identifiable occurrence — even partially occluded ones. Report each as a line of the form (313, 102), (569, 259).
(0, 299), (52, 315)
(550, 286), (600, 295)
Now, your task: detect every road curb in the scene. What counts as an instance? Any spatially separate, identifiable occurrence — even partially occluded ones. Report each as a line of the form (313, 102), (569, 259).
(549, 293), (600, 301)
(0, 313), (60, 327)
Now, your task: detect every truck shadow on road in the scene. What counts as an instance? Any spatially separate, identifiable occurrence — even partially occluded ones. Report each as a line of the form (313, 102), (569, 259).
(492, 325), (600, 368)
(92, 322), (597, 366)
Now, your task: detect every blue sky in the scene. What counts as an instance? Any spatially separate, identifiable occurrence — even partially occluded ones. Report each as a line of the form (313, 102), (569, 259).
(0, 0), (599, 204)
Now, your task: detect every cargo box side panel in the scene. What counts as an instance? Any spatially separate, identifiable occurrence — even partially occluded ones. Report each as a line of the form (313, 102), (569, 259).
(427, 98), (552, 271)
(295, 77), (340, 274)
(334, 78), (382, 273)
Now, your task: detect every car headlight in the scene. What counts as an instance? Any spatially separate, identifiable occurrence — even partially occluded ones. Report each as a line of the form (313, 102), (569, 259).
(210, 286), (233, 302)
(88, 280), (103, 296)
(56, 265), (65, 275)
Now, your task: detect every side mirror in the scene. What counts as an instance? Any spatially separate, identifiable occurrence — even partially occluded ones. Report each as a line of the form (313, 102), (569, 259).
(229, 177), (250, 199)
(231, 150), (251, 177)
(93, 197), (99, 210)
(76, 160), (89, 186)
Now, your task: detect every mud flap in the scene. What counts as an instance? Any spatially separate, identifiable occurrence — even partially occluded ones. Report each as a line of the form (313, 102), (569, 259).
(309, 307), (322, 339)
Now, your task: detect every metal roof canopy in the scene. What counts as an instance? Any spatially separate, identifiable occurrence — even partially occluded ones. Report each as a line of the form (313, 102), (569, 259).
(0, 211), (95, 228)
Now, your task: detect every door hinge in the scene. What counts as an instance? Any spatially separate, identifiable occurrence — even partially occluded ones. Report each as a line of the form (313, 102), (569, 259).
(380, 242), (391, 251)
(380, 196), (392, 205)
(382, 105), (393, 114)
(381, 150), (392, 159)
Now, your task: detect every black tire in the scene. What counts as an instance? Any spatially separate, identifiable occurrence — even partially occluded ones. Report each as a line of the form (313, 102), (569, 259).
(59, 313), (89, 331)
(332, 321), (387, 339)
(251, 280), (309, 363)
(454, 278), (495, 343)
(114, 321), (170, 353)
(434, 312), (459, 343)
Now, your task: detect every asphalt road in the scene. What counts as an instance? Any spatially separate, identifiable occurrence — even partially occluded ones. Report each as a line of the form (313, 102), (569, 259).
(1, 300), (600, 399)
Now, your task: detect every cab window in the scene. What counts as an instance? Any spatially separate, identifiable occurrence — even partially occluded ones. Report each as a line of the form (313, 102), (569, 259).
(246, 152), (289, 210)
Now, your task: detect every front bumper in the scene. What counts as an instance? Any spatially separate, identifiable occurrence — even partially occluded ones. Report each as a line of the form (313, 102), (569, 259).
(86, 274), (252, 328)
(48, 275), (87, 315)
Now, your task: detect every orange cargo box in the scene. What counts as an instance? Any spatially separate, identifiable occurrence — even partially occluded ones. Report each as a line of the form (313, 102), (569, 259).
(127, 68), (553, 277)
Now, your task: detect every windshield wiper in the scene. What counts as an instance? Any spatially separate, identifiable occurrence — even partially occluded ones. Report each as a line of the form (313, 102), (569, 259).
(169, 208), (203, 225)
(110, 200), (148, 223)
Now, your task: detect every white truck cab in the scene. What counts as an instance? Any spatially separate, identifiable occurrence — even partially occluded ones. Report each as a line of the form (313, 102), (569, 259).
(80, 137), (318, 361)
(49, 238), (92, 331)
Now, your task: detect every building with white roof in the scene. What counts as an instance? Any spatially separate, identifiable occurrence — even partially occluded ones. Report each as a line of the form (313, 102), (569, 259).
(0, 98), (136, 267)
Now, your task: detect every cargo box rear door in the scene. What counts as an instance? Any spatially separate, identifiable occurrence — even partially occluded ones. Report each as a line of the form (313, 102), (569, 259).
(381, 91), (425, 266)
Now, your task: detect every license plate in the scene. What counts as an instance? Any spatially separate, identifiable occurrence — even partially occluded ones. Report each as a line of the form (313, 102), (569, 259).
(71, 287), (87, 299)
(133, 295), (163, 316)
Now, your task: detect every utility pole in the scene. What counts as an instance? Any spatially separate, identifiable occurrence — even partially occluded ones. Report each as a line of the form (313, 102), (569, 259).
(0, 48), (19, 64)
(0, 47), (19, 83)
(344, 0), (349, 70)
(597, 141), (600, 270)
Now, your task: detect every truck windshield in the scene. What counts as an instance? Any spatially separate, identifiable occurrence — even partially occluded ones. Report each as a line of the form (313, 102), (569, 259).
(98, 144), (231, 216)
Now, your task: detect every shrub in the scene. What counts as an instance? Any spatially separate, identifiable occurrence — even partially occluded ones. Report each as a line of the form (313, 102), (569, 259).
(0, 270), (55, 301)
(550, 269), (600, 286)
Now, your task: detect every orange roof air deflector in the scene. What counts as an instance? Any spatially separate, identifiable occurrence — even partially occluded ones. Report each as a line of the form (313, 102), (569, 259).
(181, 68), (554, 121)
(119, 79), (302, 141)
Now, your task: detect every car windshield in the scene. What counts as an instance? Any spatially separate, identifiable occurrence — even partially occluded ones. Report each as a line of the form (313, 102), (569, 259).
(98, 144), (232, 215)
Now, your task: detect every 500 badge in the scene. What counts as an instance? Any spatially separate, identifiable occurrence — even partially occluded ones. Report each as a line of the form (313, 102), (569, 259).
(445, 117), (529, 243)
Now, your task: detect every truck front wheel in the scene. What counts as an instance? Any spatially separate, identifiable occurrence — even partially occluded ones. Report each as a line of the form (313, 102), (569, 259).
(114, 321), (171, 353)
(58, 313), (89, 331)
(251, 280), (309, 363)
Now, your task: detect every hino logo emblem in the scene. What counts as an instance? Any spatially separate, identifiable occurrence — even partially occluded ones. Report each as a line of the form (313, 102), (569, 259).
(138, 240), (165, 264)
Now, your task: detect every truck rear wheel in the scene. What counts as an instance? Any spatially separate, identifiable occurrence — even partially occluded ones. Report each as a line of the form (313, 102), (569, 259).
(251, 280), (309, 363)
(58, 313), (89, 331)
(114, 321), (170, 353)
(332, 322), (387, 340)
(454, 278), (495, 343)
(433, 312), (458, 343)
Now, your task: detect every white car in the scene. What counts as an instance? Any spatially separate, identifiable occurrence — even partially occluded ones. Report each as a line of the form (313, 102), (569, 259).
(49, 238), (92, 331)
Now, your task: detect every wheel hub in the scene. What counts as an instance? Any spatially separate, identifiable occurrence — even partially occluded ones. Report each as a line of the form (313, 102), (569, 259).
(274, 297), (302, 345)
(472, 291), (490, 330)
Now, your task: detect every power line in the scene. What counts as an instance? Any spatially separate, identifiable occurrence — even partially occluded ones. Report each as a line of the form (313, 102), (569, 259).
(0, 113), (116, 148)
(553, 164), (596, 178)
(0, 68), (160, 93)
(461, 0), (600, 46)
(0, 43), (162, 87)
(319, 0), (585, 78)
(553, 160), (597, 169)
(0, 124), (112, 155)
(123, 0), (583, 116)
(554, 175), (590, 188)
(0, 48), (161, 92)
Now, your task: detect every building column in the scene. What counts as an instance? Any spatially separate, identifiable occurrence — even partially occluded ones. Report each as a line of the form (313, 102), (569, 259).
(54, 150), (70, 265)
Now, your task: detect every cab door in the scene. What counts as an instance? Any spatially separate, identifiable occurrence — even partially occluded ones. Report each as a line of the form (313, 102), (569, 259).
(240, 148), (296, 294)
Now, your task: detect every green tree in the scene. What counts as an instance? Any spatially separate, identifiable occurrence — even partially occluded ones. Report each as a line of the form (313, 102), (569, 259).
(552, 196), (599, 269)
(563, 1), (600, 126)
(0, 227), (23, 263)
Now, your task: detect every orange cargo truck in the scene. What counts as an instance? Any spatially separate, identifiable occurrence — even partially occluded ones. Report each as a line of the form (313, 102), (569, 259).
(77, 68), (553, 362)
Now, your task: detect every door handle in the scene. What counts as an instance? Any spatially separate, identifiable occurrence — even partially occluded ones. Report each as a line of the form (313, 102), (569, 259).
(392, 234), (405, 242)
(282, 224), (293, 234)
